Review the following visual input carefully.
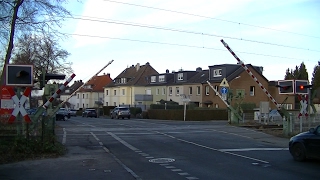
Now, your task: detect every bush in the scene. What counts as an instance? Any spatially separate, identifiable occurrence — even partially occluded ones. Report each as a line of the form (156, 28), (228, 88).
(0, 136), (66, 164)
(130, 107), (142, 117)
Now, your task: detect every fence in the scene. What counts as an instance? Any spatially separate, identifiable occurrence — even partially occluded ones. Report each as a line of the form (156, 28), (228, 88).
(242, 111), (320, 134)
(0, 114), (56, 140)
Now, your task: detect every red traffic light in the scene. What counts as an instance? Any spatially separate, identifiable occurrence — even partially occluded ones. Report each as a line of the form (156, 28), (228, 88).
(299, 85), (304, 90)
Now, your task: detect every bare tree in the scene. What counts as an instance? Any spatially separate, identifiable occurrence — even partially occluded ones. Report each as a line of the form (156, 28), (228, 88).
(11, 33), (73, 80)
(0, 0), (71, 84)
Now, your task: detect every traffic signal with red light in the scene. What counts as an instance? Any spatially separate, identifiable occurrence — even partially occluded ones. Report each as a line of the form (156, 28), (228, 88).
(277, 80), (294, 94)
(295, 80), (310, 94)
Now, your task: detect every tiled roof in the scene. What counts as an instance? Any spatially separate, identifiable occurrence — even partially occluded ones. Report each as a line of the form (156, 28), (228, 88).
(61, 80), (84, 95)
(188, 70), (209, 83)
(79, 74), (112, 92)
(106, 62), (159, 87)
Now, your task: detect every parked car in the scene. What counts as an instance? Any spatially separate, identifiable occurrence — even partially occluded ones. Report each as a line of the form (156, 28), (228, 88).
(26, 108), (37, 115)
(82, 109), (97, 118)
(110, 107), (131, 119)
(56, 109), (69, 121)
(59, 108), (71, 118)
(69, 109), (77, 117)
(289, 125), (320, 161)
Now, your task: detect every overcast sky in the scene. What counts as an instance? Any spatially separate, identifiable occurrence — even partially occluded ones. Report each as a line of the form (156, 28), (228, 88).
(60, 0), (320, 84)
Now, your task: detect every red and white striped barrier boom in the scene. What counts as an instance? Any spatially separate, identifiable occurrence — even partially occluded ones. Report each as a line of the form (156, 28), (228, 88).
(43, 73), (76, 109)
(220, 39), (280, 110)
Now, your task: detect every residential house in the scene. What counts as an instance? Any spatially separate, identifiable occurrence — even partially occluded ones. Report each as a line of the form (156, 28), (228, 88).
(104, 62), (158, 109)
(203, 64), (295, 109)
(76, 74), (112, 110)
(146, 69), (174, 104)
(59, 80), (84, 109)
(166, 69), (200, 105)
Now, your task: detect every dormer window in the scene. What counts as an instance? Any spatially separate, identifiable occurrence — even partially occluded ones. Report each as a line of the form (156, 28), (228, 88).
(213, 69), (222, 77)
(121, 78), (126, 84)
(84, 85), (92, 89)
(178, 73), (183, 80)
(151, 76), (156, 82)
(159, 75), (165, 82)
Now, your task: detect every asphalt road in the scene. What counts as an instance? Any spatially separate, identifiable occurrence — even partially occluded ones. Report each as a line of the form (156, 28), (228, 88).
(1, 117), (319, 180)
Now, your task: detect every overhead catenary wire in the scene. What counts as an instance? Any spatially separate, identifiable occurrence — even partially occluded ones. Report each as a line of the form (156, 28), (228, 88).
(101, 0), (320, 39)
(65, 33), (316, 62)
(65, 16), (320, 53)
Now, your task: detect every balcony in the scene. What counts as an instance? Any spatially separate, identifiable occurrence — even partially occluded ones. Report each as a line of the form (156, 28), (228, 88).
(135, 94), (153, 101)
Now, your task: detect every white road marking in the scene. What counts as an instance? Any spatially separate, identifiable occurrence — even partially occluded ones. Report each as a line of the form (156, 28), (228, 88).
(171, 169), (183, 172)
(90, 132), (100, 141)
(155, 131), (270, 164)
(178, 172), (190, 176)
(91, 132), (141, 180)
(165, 166), (175, 169)
(107, 132), (139, 151)
(186, 177), (199, 180)
(219, 148), (289, 152)
(62, 128), (67, 145)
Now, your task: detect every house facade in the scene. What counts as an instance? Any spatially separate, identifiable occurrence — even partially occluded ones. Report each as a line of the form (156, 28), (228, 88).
(102, 62), (295, 111)
(75, 74), (112, 110)
(59, 80), (84, 109)
(104, 62), (158, 109)
(202, 64), (295, 109)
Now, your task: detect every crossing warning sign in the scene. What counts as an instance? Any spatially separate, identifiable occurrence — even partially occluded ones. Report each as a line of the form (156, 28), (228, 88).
(219, 78), (229, 87)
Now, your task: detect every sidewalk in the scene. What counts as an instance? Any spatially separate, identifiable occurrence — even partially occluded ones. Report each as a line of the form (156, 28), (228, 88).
(0, 128), (136, 180)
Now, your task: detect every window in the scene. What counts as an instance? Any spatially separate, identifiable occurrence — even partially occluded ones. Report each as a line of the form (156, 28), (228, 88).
(283, 104), (293, 110)
(189, 87), (192, 95)
(114, 102), (116, 106)
(82, 94), (84, 98)
(214, 85), (219, 95)
(86, 104), (88, 108)
(86, 94), (88, 99)
(250, 86), (255, 96)
(162, 88), (165, 95)
(151, 76), (156, 82)
(77, 94), (79, 99)
(156, 88), (159, 95)
(82, 103), (84, 108)
(121, 78), (126, 83)
(169, 87), (172, 96)
(106, 102), (108, 106)
(106, 90), (109, 95)
(197, 86), (200, 95)
(146, 89), (151, 95)
(176, 87), (180, 95)
(178, 73), (183, 80)
(122, 89), (125, 95)
(213, 69), (222, 77)
(205, 86), (209, 95)
(159, 75), (165, 82)
(114, 90), (116, 95)
(77, 103), (79, 108)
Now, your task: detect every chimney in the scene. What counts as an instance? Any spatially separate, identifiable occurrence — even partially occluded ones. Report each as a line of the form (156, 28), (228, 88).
(146, 62), (150, 65)
(196, 67), (202, 72)
(166, 69), (169, 73)
(136, 63), (140, 71)
(107, 73), (110, 77)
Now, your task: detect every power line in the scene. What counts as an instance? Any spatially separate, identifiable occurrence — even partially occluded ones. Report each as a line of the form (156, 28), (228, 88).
(102, 0), (320, 39)
(66, 16), (320, 53)
(65, 33), (316, 62)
